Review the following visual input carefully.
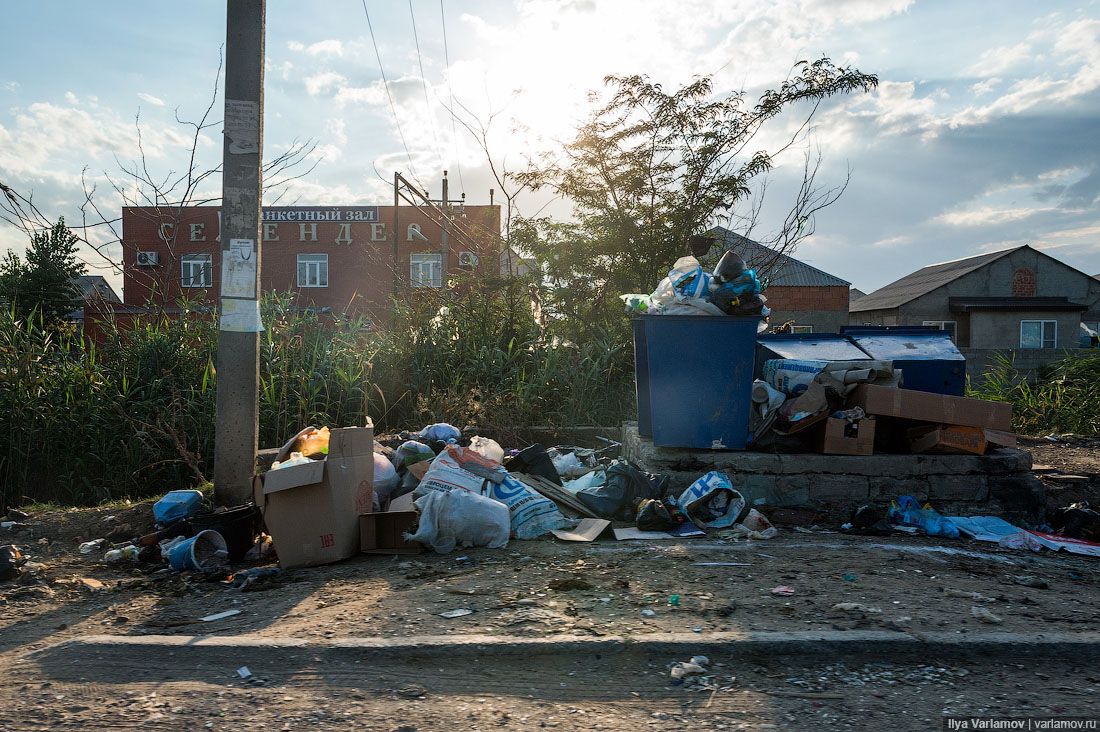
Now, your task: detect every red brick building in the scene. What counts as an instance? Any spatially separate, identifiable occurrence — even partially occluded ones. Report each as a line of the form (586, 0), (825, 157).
(119, 203), (501, 321)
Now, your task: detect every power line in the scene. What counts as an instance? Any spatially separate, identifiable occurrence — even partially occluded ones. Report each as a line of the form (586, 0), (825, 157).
(360, 0), (420, 184)
(409, 0), (444, 176)
(439, 0), (465, 195)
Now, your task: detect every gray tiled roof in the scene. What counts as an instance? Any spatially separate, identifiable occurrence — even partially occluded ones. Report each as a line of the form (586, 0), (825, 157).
(706, 227), (850, 287)
(850, 246), (1025, 313)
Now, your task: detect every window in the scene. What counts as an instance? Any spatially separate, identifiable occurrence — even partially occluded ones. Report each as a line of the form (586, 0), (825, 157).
(181, 254), (212, 288)
(922, 320), (957, 341)
(1020, 320), (1056, 349)
(790, 325), (813, 334)
(297, 253), (329, 288)
(410, 253), (442, 288)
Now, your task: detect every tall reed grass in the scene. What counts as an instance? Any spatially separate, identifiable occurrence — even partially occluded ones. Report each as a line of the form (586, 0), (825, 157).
(0, 278), (634, 507)
(969, 351), (1100, 436)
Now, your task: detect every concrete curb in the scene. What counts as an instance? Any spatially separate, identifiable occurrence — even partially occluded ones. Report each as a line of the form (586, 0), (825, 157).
(42, 630), (1100, 661)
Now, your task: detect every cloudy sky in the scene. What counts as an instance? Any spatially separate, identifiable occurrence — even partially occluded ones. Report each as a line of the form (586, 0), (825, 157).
(2, 0), (1099, 293)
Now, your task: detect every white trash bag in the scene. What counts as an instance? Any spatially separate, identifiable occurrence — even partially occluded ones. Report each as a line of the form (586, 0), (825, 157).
(405, 489), (510, 554)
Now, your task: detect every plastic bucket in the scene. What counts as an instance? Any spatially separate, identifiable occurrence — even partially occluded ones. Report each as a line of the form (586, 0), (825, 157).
(190, 506), (261, 563)
(168, 529), (228, 571)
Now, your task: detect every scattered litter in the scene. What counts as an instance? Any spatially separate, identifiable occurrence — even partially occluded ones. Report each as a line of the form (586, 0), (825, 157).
(692, 562), (751, 567)
(668, 594), (681, 606)
(78, 539), (105, 555)
(943, 588), (996, 602)
(842, 572), (858, 582)
(770, 586), (796, 596)
(831, 602), (882, 614)
(551, 518), (610, 543)
(970, 606), (1003, 624)
(438, 608), (474, 619)
(228, 567), (282, 591)
(1012, 575), (1049, 589)
(641, 609), (657, 618)
(200, 609), (242, 622)
(78, 577), (105, 592)
(237, 666), (253, 679)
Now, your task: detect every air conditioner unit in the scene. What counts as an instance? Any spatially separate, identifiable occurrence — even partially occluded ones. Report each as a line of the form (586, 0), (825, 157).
(135, 251), (160, 267)
(458, 251), (479, 268)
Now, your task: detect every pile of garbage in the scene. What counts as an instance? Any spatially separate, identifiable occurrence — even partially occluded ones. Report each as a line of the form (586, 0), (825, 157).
(621, 251), (770, 325)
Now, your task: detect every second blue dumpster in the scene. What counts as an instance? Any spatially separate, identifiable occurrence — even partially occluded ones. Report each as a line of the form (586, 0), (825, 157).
(633, 315), (757, 449)
(842, 325), (966, 396)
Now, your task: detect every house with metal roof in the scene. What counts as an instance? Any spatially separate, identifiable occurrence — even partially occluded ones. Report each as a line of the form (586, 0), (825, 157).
(851, 245), (1100, 376)
(706, 227), (851, 333)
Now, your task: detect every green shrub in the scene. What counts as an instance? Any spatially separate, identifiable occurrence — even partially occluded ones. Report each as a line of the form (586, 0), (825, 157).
(0, 280), (635, 507)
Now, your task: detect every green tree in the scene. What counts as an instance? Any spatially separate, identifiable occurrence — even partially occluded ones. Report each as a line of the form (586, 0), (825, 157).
(0, 217), (86, 326)
(515, 58), (878, 337)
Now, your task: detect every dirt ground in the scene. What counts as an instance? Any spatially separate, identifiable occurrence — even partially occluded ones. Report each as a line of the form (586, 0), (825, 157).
(1, 443), (1098, 729)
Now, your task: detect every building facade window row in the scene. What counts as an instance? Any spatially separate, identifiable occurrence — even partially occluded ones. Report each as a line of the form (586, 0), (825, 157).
(178, 253), (445, 290)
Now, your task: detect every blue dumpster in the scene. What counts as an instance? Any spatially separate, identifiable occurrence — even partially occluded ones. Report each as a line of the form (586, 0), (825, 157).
(842, 326), (966, 396)
(633, 315), (757, 449)
(755, 333), (871, 378)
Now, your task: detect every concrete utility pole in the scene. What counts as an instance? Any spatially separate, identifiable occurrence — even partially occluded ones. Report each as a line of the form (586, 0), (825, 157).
(214, 0), (266, 506)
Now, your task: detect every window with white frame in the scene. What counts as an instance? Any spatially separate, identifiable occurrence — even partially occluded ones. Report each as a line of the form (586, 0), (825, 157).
(790, 325), (813, 334)
(922, 320), (957, 341)
(410, 253), (442, 288)
(180, 254), (212, 288)
(296, 253), (329, 288)
(1020, 320), (1056, 349)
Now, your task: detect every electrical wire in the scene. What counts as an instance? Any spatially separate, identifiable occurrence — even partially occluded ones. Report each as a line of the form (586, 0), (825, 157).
(439, 0), (465, 195)
(361, 0), (420, 183)
(409, 0), (444, 177)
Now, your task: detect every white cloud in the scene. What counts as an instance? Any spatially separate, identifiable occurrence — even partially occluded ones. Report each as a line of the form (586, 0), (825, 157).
(304, 71), (347, 97)
(287, 39), (344, 57)
(64, 91), (77, 104)
(137, 92), (165, 107)
(2, 81), (18, 93)
(969, 78), (1000, 97)
(936, 205), (1056, 227)
(326, 118), (348, 146)
(334, 84), (385, 107)
(968, 42), (1033, 76)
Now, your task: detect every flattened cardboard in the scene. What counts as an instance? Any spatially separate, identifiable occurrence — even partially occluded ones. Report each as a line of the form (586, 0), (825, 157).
(847, 384), (1012, 431)
(908, 424), (987, 456)
(360, 511), (422, 554)
(256, 422), (373, 569)
(387, 492), (416, 513)
(551, 518), (610, 542)
(815, 417), (875, 456)
(983, 429), (1018, 449)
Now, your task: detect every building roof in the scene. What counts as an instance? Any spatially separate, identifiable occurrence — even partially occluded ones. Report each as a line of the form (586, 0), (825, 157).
(850, 288), (867, 302)
(71, 275), (121, 303)
(850, 246), (1026, 313)
(706, 227), (850, 287)
(948, 296), (1087, 313)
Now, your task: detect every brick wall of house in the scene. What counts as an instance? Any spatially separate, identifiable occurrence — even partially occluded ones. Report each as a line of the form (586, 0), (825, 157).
(765, 285), (850, 312)
(121, 205), (501, 320)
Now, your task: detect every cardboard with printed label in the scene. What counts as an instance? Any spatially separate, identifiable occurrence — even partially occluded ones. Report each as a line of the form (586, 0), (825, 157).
(253, 422), (373, 569)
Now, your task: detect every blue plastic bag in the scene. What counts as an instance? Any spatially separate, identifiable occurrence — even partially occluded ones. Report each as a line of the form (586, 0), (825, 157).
(676, 471), (745, 529)
(418, 423), (462, 443)
(889, 495), (959, 538)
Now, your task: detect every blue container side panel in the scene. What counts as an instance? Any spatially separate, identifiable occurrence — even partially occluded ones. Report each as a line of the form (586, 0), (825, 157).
(632, 319), (653, 437)
(639, 315), (756, 449)
(844, 328), (966, 397)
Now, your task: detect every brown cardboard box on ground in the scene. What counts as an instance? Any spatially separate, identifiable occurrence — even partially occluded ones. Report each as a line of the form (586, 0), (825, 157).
(847, 384), (1012, 431)
(908, 424), (987, 455)
(815, 416), (875, 456)
(253, 422), (373, 569)
(360, 512), (422, 554)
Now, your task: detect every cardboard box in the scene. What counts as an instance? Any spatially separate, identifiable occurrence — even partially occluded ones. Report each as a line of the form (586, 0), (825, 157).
(815, 416), (875, 456)
(360, 512), (422, 554)
(908, 424), (987, 456)
(847, 384), (1012, 431)
(254, 422), (373, 569)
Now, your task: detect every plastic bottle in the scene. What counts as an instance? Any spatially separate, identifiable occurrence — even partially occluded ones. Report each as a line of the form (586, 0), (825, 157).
(79, 539), (106, 554)
(104, 545), (140, 562)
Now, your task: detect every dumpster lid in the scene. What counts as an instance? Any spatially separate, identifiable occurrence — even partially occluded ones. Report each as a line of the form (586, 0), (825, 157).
(842, 327), (964, 361)
(757, 333), (871, 361)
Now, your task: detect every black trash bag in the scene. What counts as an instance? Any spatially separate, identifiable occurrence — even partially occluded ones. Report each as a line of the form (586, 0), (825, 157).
(635, 498), (675, 532)
(0, 545), (25, 582)
(576, 460), (669, 521)
(503, 443), (562, 486)
(1051, 502), (1100, 541)
(840, 504), (893, 536)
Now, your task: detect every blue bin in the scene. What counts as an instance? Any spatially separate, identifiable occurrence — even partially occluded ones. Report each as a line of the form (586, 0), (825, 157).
(755, 333), (871, 378)
(842, 326), (966, 396)
(633, 315), (757, 449)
